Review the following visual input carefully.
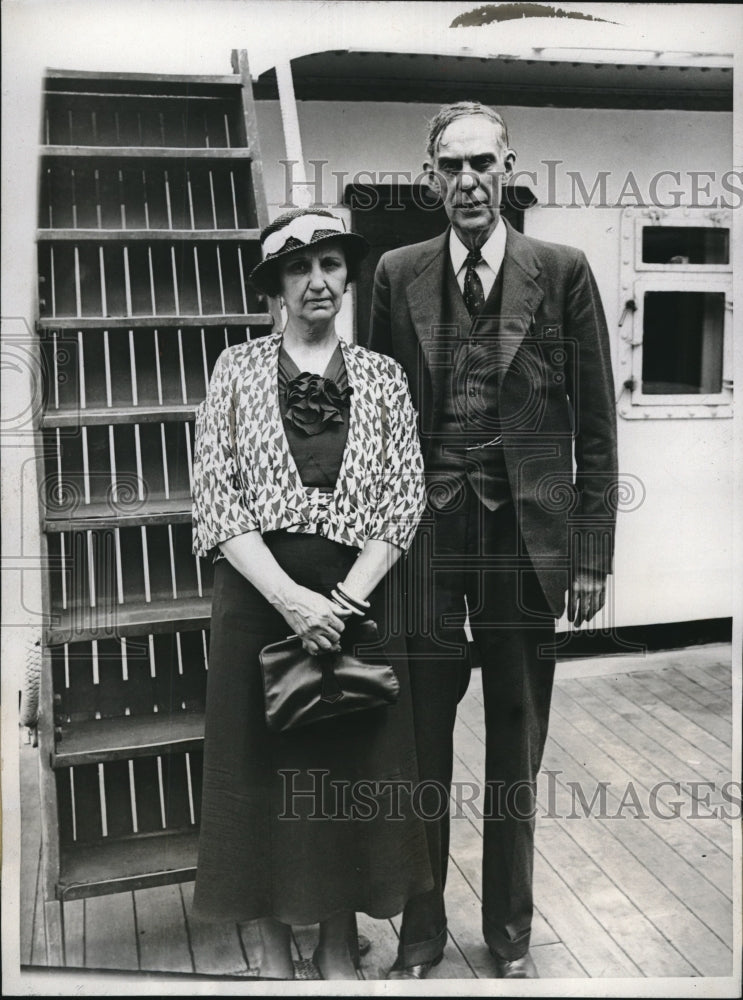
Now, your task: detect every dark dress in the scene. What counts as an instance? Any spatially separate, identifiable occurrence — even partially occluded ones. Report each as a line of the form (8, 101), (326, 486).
(192, 345), (433, 925)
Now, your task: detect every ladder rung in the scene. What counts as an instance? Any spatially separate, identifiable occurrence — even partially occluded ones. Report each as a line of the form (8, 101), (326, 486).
(41, 145), (253, 160)
(36, 314), (273, 330)
(37, 228), (261, 242)
(46, 68), (242, 88)
(58, 830), (199, 900)
(44, 497), (192, 532)
(53, 712), (204, 768)
(46, 597), (211, 647)
(42, 404), (198, 428)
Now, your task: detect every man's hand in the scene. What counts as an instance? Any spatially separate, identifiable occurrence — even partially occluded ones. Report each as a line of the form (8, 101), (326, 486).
(568, 569), (607, 627)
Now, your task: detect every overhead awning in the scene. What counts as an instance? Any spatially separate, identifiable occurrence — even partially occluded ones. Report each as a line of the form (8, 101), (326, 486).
(254, 49), (732, 111)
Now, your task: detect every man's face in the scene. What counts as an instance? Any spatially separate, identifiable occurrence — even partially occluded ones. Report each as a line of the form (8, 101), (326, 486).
(426, 115), (514, 246)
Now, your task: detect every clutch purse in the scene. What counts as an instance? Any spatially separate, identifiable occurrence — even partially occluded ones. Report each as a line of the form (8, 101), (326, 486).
(259, 618), (399, 733)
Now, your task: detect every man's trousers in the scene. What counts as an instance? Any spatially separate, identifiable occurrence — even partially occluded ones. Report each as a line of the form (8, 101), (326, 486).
(397, 483), (556, 965)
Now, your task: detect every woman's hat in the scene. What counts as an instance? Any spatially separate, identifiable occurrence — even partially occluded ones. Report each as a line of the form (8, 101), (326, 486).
(249, 208), (369, 297)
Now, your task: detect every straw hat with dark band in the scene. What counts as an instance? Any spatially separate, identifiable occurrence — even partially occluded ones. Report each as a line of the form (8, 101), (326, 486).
(250, 208), (370, 297)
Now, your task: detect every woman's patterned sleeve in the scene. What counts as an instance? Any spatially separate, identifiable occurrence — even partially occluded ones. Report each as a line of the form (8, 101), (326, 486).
(366, 362), (427, 551)
(192, 349), (259, 557)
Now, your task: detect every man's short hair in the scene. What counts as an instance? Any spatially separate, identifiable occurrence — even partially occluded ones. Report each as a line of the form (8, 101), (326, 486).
(426, 102), (509, 161)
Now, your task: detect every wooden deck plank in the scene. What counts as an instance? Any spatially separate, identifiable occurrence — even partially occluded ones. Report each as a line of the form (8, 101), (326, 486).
(30, 842), (47, 966)
(134, 883), (193, 972)
(569, 677), (733, 863)
(530, 941), (588, 978)
(180, 883), (248, 975)
(355, 914), (399, 980)
(552, 682), (733, 882)
(23, 847), (42, 966)
(533, 852), (643, 977)
(85, 892), (138, 970)
(591, 673), (730, 787)
(443, 857), (502, 978)
(664, 663), (734, 713)
(533, 767), (731, 976)
(692, 659), (734, 691)
(63, 898), (85, 968)
(21, 827), (42, 965)
(452, 713), (642, 977)
(290, 923), (316, 962)
(20, 741), (43, 965)
(539, 704), (734, 947)
(628, 668), (732, 747)
(556, 675), (731, 819)
(571, 674), (731, 798)
(535, 811), (696, 976)
(455, 686), (733, 977)
(237, 920), (262, 972)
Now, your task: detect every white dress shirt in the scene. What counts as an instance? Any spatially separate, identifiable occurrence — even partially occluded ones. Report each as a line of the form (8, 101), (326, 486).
(449, 220), (507, 300)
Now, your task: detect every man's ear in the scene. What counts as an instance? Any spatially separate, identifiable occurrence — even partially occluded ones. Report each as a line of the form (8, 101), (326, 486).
(503, 148), (517, 175)
(423, 160), (441, 195)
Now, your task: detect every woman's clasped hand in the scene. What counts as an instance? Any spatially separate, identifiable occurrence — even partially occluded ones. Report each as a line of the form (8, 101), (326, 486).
(280, 583), (352, 653)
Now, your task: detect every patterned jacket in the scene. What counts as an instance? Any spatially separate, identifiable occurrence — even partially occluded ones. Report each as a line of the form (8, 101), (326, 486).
(192, 332), (426, 557)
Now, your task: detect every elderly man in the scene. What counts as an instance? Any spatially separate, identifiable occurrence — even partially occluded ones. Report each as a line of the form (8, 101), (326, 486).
(369, 102), (617, 979)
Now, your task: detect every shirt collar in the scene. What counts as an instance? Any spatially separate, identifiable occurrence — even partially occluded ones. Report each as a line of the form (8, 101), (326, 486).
(449, 219), (507, 276)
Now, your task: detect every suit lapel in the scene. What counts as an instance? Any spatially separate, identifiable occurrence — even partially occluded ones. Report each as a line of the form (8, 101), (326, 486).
(404, 231), (451, 414)
(494, 221), (544, 386)
(407, 224), (545, 402)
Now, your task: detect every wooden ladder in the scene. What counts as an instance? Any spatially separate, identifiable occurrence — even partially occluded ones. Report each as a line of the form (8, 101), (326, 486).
(33, 50), (278, 965)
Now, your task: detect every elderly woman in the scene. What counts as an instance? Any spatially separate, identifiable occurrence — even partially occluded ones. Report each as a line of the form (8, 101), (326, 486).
(191, 209), (432, 980)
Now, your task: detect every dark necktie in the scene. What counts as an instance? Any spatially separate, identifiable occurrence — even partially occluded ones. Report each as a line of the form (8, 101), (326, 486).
(463, 249), (486, 317)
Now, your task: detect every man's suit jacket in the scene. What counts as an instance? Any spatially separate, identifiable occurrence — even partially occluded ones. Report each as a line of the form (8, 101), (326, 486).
(369, 220), (618, 617)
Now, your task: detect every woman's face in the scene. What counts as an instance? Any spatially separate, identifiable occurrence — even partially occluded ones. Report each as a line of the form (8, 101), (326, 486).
(277, 241), (348, 325)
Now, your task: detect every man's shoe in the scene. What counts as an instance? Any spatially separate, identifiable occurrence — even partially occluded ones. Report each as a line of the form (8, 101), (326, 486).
(492, 950), (538, 979)
(386, 953), (443, 980)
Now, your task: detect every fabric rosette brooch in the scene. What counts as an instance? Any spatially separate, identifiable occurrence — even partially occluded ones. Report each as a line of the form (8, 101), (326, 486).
(284, 373), (353, 436)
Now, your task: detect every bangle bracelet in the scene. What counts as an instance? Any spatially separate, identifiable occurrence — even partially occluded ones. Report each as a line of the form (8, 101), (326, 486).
(336, 583), (370, 613)
(331, 589), (365, 616)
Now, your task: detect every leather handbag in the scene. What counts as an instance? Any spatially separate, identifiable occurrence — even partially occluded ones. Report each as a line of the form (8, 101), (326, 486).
(259, 618), (399, 733)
